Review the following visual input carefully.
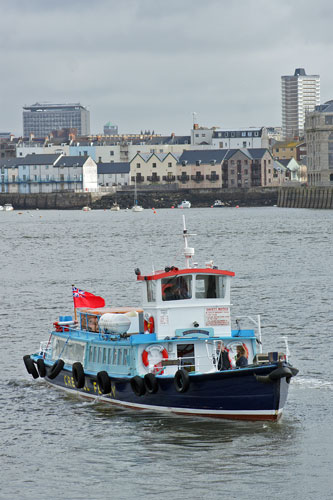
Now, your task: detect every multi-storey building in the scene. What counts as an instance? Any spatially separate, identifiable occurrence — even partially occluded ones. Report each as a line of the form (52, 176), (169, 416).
(130, 153), (179, 186)
(191, 125), (268, 149)
(281, 68), (320, 139)
(22, 103), (90, 137)
(128, 149), (274, 189)
(305, 100), (333, 186)
(98, 162), (130, 186)
(0, 154), (97, 193)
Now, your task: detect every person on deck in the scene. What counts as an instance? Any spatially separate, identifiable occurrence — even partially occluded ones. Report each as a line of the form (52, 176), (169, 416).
(236, 345), (248, 368)
(216, 341), (231, 371)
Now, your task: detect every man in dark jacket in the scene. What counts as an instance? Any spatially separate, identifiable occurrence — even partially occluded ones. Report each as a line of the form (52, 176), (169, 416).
(217, 341), (231, 370)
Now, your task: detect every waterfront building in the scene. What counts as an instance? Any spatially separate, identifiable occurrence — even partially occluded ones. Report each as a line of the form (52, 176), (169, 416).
(305, 100), (333, 186)
(0, 137), (16, 160)
(14, 133), (190, 165)
(281, 68), (320, 140)
(273, 158), (306, 185)
(98, 162), (130, 187)
(191, 124), (269, 149)
(22, 102), (90, 138)
(177, 149), (274, 189)
(0, 154), (97, 194)
(271, 140), (305, 161)
(130, 153), (179, 186)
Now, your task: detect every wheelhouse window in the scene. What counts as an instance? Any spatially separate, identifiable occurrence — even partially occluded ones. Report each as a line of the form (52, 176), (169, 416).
(195, 275), (226, 299)
(147, 280), (156, 302)
(162, 275), (192, 301)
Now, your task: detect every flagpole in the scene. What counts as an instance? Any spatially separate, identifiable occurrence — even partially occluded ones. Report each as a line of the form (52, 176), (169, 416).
(72, 284), (77, 322)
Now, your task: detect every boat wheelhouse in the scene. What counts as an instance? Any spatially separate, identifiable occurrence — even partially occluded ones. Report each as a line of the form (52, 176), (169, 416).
(24, 217), (298, 420)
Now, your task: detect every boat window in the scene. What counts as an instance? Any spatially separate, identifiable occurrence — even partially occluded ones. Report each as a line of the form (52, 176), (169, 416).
(177, 344), (195, 372)
(195, 275), (226, 299)
(161, 276), (192, 301)
(108, 348), (112, 364)
(117, 349), (123, 365)
(113, 348), (117, 365)
(51, 337), (85, 365)
(123, 348), (128, 365)
(147, 280), (156, 302)
(102, 348), (107, 364)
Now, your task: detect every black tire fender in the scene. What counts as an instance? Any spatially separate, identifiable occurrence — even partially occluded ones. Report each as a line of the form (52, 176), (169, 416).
(269, 366), (293, 381)
(174, 369), (190, 393)
(144, 373), (159, 394)
(130, 376), (146, 396)
(37, 358), (46, 378)
(23, 355), (39, 379)
(72, 362), (85, 389)
(48, 359), (65, 380)
(97, 371), (111, 394)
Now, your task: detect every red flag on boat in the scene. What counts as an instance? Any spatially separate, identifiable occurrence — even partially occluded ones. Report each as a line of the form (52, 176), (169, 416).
(72, 286), (105, 308)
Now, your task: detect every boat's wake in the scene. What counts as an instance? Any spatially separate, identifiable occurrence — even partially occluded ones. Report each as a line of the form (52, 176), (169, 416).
(293, 376), (333, 390)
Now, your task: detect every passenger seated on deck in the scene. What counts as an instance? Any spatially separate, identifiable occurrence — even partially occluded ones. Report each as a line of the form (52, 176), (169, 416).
(236, 345), (248, 368)
(87, 315), (98, 332)
(216, 341), (231, 371)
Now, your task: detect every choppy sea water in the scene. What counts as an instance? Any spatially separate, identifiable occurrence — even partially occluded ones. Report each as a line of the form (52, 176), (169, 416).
(0, 207), (332, 500)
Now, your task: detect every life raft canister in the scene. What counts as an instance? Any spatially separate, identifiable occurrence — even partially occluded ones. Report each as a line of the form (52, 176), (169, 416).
(144, 315), (155, 333)
(142, 344), (168, 374)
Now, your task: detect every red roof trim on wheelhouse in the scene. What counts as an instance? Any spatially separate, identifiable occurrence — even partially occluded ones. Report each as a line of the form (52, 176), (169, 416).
(137, 268), (235, 281)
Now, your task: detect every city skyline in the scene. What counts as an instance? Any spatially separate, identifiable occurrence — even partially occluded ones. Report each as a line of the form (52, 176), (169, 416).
(1, 0), (333, 136)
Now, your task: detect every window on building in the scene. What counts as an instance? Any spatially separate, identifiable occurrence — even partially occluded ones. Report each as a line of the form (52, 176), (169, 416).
(136, 163), (141, 168)
(168, 162), (172, 168)
(152, 163), (157, 168)
(110, 151), (114, 156)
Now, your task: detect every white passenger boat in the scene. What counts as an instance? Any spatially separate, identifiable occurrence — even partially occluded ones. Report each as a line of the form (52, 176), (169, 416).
(3, 203), (14, 211)
(24, 217), (298, 421)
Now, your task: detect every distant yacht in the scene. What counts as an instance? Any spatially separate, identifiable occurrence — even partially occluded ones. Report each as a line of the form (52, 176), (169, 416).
(132, 178), (144, 212)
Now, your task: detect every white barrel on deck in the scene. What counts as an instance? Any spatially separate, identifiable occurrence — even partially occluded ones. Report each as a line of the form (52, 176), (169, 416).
(98, 313), (131, 334)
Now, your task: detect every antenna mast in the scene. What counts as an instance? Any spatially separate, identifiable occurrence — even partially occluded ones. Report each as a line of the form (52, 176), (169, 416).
(182, 215), (195, 268)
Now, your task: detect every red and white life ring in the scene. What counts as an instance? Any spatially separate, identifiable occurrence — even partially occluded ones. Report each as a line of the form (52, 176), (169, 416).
(142, 344), (168, 374)
(144, 315), (155, 333)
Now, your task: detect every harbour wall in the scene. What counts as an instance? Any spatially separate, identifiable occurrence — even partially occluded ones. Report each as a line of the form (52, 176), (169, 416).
(277, 186), (333, 209)
(0, 188), (278, 210)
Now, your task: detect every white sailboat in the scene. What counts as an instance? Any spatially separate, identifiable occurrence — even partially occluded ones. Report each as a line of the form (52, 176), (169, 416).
(132, 177), (143, 212)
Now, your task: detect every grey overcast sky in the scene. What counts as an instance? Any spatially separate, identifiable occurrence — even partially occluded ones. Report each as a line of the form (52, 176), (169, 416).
(1, 0), (332, 136)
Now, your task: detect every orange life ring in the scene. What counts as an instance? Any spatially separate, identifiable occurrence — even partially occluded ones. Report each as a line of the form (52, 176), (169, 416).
(142, 344), (168, 374)
(144, 315), (155, 333)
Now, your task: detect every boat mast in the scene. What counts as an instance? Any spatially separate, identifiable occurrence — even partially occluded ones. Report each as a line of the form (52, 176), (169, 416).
(182, 215), (195, 268)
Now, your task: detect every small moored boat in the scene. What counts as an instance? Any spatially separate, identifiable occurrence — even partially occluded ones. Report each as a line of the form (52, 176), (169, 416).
(110, 203), (120, 211)
(23, 217), (298, 421)
(82, 206), (91, 212)
(3, 203), (14, 211)
(213, 200), (224, 207)
(178, 200), (191, 209)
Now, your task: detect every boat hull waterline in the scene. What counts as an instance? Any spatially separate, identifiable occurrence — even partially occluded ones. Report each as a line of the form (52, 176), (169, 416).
(33, 362), (292, 421)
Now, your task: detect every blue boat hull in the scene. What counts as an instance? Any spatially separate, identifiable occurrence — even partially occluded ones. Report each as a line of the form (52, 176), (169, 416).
(41, 363), (292, 421)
